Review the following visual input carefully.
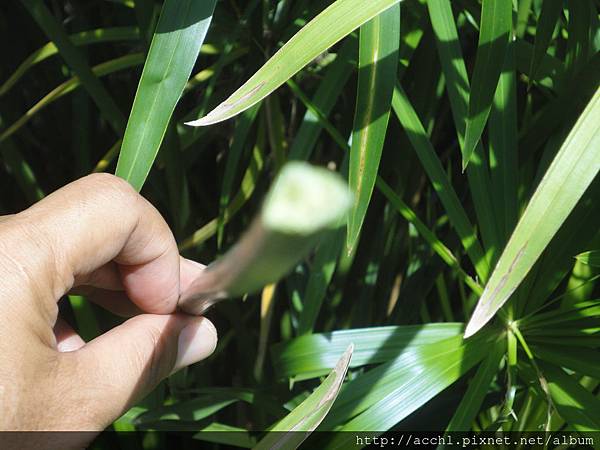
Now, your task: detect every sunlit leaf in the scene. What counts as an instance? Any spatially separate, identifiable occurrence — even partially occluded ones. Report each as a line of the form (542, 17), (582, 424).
(254, 345), (353, 450)
(466, 87), (600, 337)
(346, 4), (400, 253)
(187, 0), (402, 127)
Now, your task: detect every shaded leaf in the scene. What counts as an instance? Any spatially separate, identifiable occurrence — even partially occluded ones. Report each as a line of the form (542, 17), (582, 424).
(115, 0), (217, 190)
(444, 338), (505, 432)
(529, 0), (563, 83)
(462, 0), (512, 169)
(21, 0), (126, 134)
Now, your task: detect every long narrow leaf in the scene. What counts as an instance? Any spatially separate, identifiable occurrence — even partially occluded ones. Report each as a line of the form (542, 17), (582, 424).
(489, 42), (518, 244)
(465, 87), (600, 337)
(462, 0), (512, 169)
(427, 0), (501, 265)
(297, 229), (344, 335)
(115, 0), (217, 190)
(392, 84), (488, 281)
(377, 178), (483, 295)
(444, 339), (504, 432)
(217, 104), (261, 248)
(0, 54), (143, 144)
(288, 36), (357, 161)
(286, 81), (480, 293)
(529, 0), (563, 83)
(21, 0), (126, 134)
(347, 4), (400, 253)
(272, 323), (464, 379)
(254, 345), (353, 450)
(187, 0), (402, 127)
(533, 345), (600, 380)
(540, 362), (600, 431)
(320, 332), (495, 441)
(0, 26), (140, 96)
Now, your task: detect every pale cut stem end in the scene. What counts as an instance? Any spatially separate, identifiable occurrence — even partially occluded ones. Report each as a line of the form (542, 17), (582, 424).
(178, 162), (352, 315)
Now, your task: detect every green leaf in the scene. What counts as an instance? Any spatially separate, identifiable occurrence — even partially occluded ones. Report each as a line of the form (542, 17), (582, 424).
(575, 250), (600, 267)
(519, 187), (600, 316)
(391, 84), (488, 281)
(320, 332), (495, 442)
(540, 362), (600, 432)
(520, 54), (600, 158)
(533, 345), (600, 380)
(285, 79), (481, 294)
(529, 0), (563, 83)
(272, 323), (465, 379)
(135, 388), (286, 427)
(427, 0), (501, 265)
(0, 26), (140, 96)
(465, 87), (600, 337)
(444, 339), (504, 432)
(377, 178), (482, 296)
(516, 39), (565, 90)
(0, 136), (44, 203)
(522, 300), (600, 329)
(187, 0), (402, 127)
(347, 4), (400, 253)
(288, 36), (357, 161)
(115, 0), (217, 191)
(217, 103), (261, 248)
(254, 345), (353, 450)
(0, 54), (143, 144)
(297, 229), (345, 335)
(179, 130), (266, 251)
(21, 0), (126, 135)
(462, 0), (512, 169)
(565, 0), (592, 78)
(135, 397), (237, 425)
(488, 42), (518, 244)
(193, 422), (256, 448)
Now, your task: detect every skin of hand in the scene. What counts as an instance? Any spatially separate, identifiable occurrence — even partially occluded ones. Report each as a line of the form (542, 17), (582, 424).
(0, 174), (218, 445)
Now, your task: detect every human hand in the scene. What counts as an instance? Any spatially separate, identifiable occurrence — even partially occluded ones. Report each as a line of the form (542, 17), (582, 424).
(0, 174), (217, 444)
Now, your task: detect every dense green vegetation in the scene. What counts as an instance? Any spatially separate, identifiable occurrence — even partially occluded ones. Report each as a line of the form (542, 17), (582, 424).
(1, 0), (599, 448)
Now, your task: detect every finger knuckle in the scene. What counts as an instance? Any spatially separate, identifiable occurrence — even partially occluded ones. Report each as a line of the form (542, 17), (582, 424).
(82, 173), (139, 208)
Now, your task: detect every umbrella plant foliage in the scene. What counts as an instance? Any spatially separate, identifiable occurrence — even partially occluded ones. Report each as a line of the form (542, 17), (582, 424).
(1, 0), (599, 447)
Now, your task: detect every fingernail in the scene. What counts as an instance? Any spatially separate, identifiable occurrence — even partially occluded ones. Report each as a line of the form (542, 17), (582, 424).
(173, 317), (218, 374)
(182, 257), (206, 272)
(180, 257), (207, 292)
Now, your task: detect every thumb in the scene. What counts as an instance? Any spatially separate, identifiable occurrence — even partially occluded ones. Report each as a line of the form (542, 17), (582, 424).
(68, 314), (217, 428)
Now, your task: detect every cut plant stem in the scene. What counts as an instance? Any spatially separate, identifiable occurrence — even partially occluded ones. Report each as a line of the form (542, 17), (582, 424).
(178, 162), (353, 315)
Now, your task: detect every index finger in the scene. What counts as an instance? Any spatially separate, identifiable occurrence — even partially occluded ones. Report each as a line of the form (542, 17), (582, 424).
(4, 173), (181, 315)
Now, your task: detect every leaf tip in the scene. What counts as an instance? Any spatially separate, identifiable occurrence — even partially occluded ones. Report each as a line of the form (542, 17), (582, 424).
(461, 158), (469, 172)
(463, 321), (480, 339)
(334, 344), (354, 377)
(464, 304), (489, 338)
(345, 240), (355, 258)
(184, 117), (211, 127)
